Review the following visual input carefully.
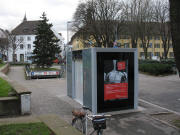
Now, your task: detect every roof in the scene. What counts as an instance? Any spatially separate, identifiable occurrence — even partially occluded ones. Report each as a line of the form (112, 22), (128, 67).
(0, 38), (8, 45)
(11, 20), (41, 35)
(0, 28), (7, 38)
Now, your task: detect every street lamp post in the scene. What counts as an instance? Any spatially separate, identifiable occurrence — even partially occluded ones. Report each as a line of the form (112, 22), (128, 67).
(67, 21), (73, 45)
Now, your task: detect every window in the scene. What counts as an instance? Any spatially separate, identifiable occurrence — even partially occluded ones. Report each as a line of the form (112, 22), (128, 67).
(23, 29), (28, 32)
(20, 37), (24, 41)
(154, 44), (160, 48)
(154, 52), (160, 57)
(20, 44), (24, 49)
(124, 43), (130, 48)
(140, 44), (143, 48)
(162, 52), (165, 57)
(169, 52), (174, 58)
(28, 44), (31, 49)
(148, 52), (153, 58)
(140, 52), (145, 57)
(169, 44), (173, 48)
(149, 36), (153, 40)
(33, 29), (37, 33)
(117, 42), (121, 47)
(155, 36), (160, 40)
(149, 43), (153, 48)
(27, 36), (31, 41)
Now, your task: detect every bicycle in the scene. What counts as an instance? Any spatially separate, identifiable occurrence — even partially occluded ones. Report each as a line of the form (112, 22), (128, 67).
(72, 106), (111, 135)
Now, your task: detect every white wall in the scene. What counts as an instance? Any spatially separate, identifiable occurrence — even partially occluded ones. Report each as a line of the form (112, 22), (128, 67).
(8, 35), (35, 62)
(8, 31), (65, 62)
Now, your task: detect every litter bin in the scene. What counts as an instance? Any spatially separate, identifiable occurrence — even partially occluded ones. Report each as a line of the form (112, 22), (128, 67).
(21, 94), (31, 115)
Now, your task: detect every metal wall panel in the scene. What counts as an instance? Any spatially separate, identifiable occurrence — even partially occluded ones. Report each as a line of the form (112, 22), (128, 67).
(134, 49), (139, 109)
(74, 60), (83, 104)
(83, 49), (92, 110)
(66, 51), (73, 97)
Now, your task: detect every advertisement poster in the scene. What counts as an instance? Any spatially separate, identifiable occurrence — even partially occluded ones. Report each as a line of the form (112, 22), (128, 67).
(104, 60), (128, 101)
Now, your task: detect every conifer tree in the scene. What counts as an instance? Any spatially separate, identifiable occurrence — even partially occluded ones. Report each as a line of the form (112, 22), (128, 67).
(33, 12), (61, 68)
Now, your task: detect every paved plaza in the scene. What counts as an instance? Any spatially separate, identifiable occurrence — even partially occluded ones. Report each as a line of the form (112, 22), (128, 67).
(6, 66), (180, 135)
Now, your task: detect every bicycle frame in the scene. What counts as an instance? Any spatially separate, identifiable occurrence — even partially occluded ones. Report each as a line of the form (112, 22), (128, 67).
(72, 107), (111, 135)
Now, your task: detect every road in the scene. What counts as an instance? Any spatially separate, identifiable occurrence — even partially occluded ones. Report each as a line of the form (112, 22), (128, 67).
(7, 66), (180, 135)
(139, 73), (180, 113)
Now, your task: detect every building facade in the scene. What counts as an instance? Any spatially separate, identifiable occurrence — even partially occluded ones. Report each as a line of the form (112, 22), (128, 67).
(71, 35), (174, 59)
(8, 15), (65, 62)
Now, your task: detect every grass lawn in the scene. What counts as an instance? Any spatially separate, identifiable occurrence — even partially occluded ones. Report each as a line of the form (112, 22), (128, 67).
(0, 122), (55, 135)
(0, 77), (13, 97)
(173, 119), (180, 128)
(0, 63), (5, 68)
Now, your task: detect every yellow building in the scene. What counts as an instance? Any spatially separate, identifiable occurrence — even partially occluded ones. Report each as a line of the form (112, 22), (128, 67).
(70, 35), (174, 59)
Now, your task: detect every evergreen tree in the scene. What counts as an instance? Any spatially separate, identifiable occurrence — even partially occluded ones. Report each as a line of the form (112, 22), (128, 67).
(33, 12), (61, 68)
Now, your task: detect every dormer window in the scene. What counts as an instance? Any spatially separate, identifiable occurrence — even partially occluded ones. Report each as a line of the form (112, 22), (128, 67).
(23, 27), (28, 32)
(23, 29), (28, 32)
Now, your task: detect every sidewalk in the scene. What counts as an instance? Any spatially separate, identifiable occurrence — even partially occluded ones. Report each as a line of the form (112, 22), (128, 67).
(0, 114), (82, 135)
(6, 66), (180, 135)
(0, 104), (179, 135)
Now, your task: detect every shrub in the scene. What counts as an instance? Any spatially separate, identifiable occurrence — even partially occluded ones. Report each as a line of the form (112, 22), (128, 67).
(9, 62), (29, 66)
(0, 59), (2, 64)
(139, 63), (174, 76)
(161, 59), (176, 67)
(139, 59), (160, 64)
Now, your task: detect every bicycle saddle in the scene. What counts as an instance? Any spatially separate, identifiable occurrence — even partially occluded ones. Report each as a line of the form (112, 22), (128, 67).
(72, 109), (86, 118)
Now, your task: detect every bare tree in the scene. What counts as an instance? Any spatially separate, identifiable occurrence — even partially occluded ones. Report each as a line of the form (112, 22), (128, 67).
(122, 0), (142, 48)
(154, 0), (171, 59)
(6, 30), (22, 62)
(0, 38), (9, 60)
(73, 0), (124, 48)
(136, 0), (154, 59)
(169, 0), (180, 76)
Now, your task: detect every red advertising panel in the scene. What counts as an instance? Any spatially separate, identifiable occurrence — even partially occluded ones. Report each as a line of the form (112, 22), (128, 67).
(104, 60), (128, 101)
(104, 83), (128, 100)
(117, 61), (126, 70)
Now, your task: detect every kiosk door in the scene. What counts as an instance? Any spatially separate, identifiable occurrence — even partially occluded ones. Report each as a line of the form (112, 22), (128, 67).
(74, 60), (83, 104)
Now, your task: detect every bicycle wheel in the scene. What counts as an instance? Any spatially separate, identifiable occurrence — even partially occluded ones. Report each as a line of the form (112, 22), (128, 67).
(72, 117), (86, 134)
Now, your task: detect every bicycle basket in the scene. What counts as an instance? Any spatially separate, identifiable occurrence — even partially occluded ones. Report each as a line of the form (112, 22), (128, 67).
(92, 117), (106, 130)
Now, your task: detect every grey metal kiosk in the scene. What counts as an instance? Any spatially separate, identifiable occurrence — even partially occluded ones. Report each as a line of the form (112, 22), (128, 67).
(67, 48), (138, 114)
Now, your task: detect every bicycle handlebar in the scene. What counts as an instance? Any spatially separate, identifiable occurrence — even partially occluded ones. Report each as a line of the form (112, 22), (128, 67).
(87, 114), (111, 120)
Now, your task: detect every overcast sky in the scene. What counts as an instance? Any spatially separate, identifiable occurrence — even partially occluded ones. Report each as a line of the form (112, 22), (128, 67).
(0, 0), (81, 43)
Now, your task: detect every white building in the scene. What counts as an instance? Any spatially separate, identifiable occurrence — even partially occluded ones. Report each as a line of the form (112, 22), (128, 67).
(8, 15), (65, 62)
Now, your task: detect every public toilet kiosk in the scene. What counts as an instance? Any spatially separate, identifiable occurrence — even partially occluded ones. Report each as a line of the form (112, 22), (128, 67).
(67, 48), (138, 114)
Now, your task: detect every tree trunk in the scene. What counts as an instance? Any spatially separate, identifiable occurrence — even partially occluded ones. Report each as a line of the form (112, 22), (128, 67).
(131, 38), (137, 48)
(163, 43), (168, 60)
(169, 0), (180, 77)
(12, 49), (15, 62)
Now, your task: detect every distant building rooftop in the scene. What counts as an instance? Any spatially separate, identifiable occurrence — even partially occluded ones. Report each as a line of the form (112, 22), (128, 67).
(11, 20), (40, 35)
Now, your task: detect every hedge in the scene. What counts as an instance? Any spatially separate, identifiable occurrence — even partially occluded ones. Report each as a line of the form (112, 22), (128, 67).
(139, 63), (174, 76)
